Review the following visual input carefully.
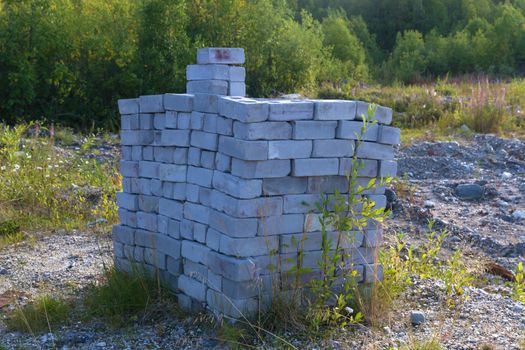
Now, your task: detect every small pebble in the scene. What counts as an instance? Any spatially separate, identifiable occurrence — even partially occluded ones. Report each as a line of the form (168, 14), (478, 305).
(410, 310), (426, 326)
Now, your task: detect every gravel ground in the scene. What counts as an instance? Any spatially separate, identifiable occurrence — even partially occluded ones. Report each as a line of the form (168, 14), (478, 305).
(0, 135), (524, 349)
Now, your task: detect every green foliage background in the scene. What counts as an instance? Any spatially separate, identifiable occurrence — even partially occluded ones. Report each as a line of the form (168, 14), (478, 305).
(0, 0), (524, 129)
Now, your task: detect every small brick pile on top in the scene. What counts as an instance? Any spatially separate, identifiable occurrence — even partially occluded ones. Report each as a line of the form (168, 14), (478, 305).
(114, 47), (400, 318)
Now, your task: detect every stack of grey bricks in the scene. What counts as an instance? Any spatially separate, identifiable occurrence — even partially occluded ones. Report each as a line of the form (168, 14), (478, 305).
(113, 47), (400, 318)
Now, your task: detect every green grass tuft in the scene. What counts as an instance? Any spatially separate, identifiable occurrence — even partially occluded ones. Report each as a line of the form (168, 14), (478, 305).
(5, 295), (70, 333)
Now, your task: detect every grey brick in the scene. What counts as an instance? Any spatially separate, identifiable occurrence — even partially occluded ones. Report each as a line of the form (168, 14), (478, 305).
(137, 211), (157, 231)
(210, 190), (282, 218)
(188, 147), (201, 166)
(121, 178), (132, 193)
(203, 113), (218, 133)
(159, 164), (187, 182)
(112, 224), (135, 245)
(262, 177), (307, 195)
(218, 136), (268, 160)
(220, 235), (278, 257)
(215, 153), (231, 172)
(355, 177), (386, 195)
(229, 82), (245, 96)
(178, 275), (206, 302)
(280, 231), (363, 253)
(229, 66), (245, 81)
(356, 101), (392, 125)
(182, 240), (210, 265)
(283, 194), (321, 214)
(292, 158), (339, 176)
(231, 159), (291, 178)
(206, 228), (221, 251)
(313, 100), (356, 120)
(139, 95), (164, 113)
(154, 146), (173, 163)
(378, 126), (400, 145)
(138, 195), (159, 213)
(339, 158), (378, 177)
(174, 148), (188, 164)
(268, 100), (313, 121)
(216, 116), (233, 135)
(164, 93), (193, 112)
(269, 140), (312, 159)
(150, 179), (163, 196)
(184, 202), (210, 224)
(159, 198), (183, 220)
(138, 178), (152, 195)
(158, 214), (168, 234)
(187, 166), (213, 187)
(293, 121), (337, 139)
(191, 131), (218, 151)
(167, 256), (181, 275)
(163, 182), (186, 200)
(222, 276), (272, 299)
(197, 48), (245, 65)
(121, 114), (139, 130)
(207, 251), (257, 281)
(257, 214), (304, 236)
(131, 146), (142, 161)
(139, 112), (153, 129)
(212, 171), (262, 199)
(165, 111), (177, 128)
(120, 130), (154, 145)
(190, 112), (204, 130)
(160, 130), (190, 147)
(209, 209), (258, 238)
(168, 219), (180, 239)
(218, 97), (268, 122)
(178, 112), (191, 129)
(139, 161), (160, 178)
(120, 161), (139, 177)
(336, 121), (379, 141)
(186, 64), (229, 81)
(200, 151), (215, 169)
(199, 185), (211, 206)
(194, 222), (207, 243)
(121, 146), (132, 160)
(156, 235), (181, 259)
(193, 93), (218, 113)
(207, 269), (222, 291)
(234, 121), (291, 140)
(154, 113), (165, 129)
(133, 246), (144, 262)
(356, 142), (394, 160)
(185, 183), (200, 202)
(180, 219), (193, 240)
(135, 229), (157, 248)
(312, 139), (354, 157)
(363, 228), (383, 248)
(143, 146), (154, 160)
(184, 260), (207, 282)
(113, 240), (124, 258)
(206, 289), (258, 318)
(307, 176), (348, 194)
(187, 80), (228, 95)
(118, 98), (139, 115)
(379, 160), (397, 177)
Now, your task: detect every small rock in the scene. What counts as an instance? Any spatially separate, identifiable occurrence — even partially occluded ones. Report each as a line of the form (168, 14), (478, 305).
(512, 211), (525, 221)
(424, 200), (435, 208)
(501, 171), (512, 180)
(96, 342), (106, 347)
(385, 188), (397, 205)
(459, 124), (471, 133)
(410, 310), (426, 326)
(455, 184), (484, 200)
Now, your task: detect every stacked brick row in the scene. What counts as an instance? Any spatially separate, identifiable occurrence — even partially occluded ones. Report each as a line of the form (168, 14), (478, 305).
(113, 48), (400, 318)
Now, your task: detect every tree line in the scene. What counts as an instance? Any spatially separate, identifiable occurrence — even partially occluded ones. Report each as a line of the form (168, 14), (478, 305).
(0, 0), (524, 129)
